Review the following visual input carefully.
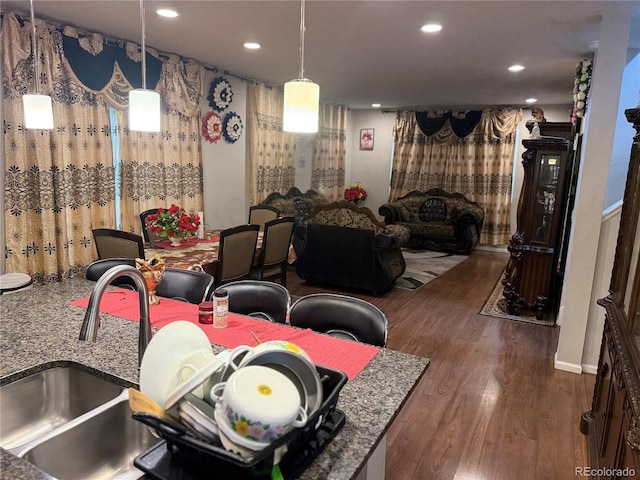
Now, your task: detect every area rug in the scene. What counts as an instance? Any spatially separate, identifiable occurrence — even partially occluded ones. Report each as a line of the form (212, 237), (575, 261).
(394, 248), (468, 291)
(480, 276), (556, 326)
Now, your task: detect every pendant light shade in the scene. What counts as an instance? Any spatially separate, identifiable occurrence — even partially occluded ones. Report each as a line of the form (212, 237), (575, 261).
(283, 79), (319, 133)
(23, 93), (54, 130)
(129, 0), (161, 132)
(283, 0), (319, 133)
(23, 0), (54, 130)
(129, 89), (161, 132)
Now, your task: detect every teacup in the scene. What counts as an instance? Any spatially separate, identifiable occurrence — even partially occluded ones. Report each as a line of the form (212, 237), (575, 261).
(210, 365), (307, 446)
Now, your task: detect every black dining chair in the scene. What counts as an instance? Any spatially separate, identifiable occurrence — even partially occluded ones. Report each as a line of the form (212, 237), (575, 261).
(212, 224), (260, 288)
(155, 268), (214, 304)
(139, 208), (166, 246)
(251, 216), (295, 287)
(289, 293), (388, 347)
(248, 205), (279, 231)
(85, 258), (138, 289)
(92, 228), (145, 260)
(214, 280), (290, 324)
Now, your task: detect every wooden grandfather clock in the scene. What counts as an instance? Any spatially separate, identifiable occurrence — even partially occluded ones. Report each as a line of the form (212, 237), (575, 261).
(502, 136), (571, 320)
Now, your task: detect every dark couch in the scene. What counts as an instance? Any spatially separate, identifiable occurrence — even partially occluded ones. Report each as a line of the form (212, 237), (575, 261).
(295, 201), (406, 295)
(378, 189), (484, 254)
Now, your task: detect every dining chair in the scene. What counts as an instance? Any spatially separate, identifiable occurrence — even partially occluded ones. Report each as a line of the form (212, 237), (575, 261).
(92, 228), (145, 260)
(214, 280), (290, 324)
(139, 208), (162, 245)
(289, 293), (388, 347)
(251, 216), (295, 287)
(248, 205), (279, 231)
(155, 268), (214, 304)
(212, 224), (260, 288)
(84, 258), (138, 289)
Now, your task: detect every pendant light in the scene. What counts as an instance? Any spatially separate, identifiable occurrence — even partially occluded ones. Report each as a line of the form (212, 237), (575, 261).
(23, 0), (54, 130)
(283, 0), (319, 133)
(129, 0), (161, 132)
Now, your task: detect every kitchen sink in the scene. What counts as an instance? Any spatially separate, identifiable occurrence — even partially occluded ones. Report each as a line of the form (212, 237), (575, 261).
(1, 364), (160, 479)
(0, 365), (124, 451)
(20, 398), (158, 480)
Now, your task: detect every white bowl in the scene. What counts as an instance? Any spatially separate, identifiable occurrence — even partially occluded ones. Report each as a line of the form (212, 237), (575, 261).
(212, 365), (307, 445)
(139, 321), (213, 406)
(238, 349), (322, 417)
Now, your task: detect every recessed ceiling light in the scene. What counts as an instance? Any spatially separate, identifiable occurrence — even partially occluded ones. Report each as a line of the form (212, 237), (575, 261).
(371, 103), (381, 108)
(243, 42), (261, 50)
(420, 23), (442, 33)
(525, 98), (538, 104)
(508, 64), (525, 72)
(156, 8), (179, 18)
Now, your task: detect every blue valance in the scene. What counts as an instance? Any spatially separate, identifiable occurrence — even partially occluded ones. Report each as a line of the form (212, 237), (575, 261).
(62, 34), (162, 91)
(415, 110), (482, 138)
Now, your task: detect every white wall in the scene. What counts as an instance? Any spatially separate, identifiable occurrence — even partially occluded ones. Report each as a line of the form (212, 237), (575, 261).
(555, 6), (632, 373)
(200, 73), (249, 230)
(347, 110), (396, 219)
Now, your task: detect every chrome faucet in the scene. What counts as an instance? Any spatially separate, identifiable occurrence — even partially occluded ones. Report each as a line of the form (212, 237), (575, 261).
(79, 265), (152, 366)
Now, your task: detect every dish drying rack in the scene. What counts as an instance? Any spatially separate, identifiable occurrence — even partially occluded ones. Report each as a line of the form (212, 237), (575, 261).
(133, 364), (348, 479)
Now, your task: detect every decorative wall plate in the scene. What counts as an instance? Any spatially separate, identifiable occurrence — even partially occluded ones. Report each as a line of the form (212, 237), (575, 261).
(208, 77), (233, 112)
(222, 112), (243, 143)
(202, 111), (223, 143)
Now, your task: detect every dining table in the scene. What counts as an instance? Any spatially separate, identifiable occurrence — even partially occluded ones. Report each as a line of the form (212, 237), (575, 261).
(144, 231), (263, 276)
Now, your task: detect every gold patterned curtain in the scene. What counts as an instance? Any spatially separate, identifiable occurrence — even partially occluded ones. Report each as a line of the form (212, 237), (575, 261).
(391, 108), (522, 245)
(311, 104), (347, 201)
(246, 82), (296, 204)
(2, 12), (205, 282)
(117, 110), (203, 236)
(2, 13), (116, 283)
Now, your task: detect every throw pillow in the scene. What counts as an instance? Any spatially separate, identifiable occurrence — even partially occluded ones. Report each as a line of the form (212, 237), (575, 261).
(419, 198), (447, 222)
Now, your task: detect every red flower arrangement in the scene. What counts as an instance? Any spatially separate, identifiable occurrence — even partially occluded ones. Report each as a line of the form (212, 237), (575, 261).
(344, 182), (367, 202)
(146, 204), (200, 239)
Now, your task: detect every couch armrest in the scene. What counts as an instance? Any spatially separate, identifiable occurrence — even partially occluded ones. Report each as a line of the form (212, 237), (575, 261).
(373, 232), (398, 250)
(378, 204), (400, 224)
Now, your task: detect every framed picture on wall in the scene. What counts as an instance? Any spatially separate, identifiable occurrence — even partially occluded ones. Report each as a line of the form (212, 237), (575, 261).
(360, 128), (374, 150)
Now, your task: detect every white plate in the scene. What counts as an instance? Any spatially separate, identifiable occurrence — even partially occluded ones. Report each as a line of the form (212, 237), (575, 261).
(139, 321), (213, 406)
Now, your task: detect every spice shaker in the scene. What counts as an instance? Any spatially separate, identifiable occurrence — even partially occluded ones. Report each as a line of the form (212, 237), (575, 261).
(213, 289), (229, 329)
(198, 301), (214, 324)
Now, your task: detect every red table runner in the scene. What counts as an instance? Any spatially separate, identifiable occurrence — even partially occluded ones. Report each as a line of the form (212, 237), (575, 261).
(70, 289), (379, 380)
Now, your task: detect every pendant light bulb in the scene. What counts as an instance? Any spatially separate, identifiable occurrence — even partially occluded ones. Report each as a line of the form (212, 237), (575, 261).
(23, 0), (54, 130)
(129, 0), (161, 132)
(283, 0), (319, 133)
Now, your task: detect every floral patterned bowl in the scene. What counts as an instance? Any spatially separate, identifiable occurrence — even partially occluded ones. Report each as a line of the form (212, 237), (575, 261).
(210, 365), (307, 448)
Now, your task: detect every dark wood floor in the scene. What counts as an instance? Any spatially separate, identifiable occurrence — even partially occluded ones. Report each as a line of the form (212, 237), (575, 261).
(286, 249), (595, 480)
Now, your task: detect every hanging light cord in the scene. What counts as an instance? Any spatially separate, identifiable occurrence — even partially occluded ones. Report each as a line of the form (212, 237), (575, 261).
(298, 0), (306, 80)
(29, 0), (39, 94)
(140, 0), (147, 90)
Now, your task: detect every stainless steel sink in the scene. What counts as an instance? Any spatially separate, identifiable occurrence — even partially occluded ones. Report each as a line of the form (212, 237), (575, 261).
(1, 365), (159, 479)
(0, 365), (123, 451)
(19, 398), (158, 480)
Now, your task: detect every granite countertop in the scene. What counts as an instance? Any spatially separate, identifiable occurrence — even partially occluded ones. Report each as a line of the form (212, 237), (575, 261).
(0, 278), (429, 479)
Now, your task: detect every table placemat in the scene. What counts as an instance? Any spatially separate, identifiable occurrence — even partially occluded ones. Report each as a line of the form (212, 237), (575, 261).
(70, 289), (379, 380)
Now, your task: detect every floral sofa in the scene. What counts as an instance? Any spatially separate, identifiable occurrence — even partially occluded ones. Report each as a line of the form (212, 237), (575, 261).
(378, 189), (484, 254)
(295, 201), (406, 294)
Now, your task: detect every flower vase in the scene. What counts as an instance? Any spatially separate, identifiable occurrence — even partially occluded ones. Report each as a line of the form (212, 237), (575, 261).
(168, 235), (183, 247)
(136, 256), (166, 306)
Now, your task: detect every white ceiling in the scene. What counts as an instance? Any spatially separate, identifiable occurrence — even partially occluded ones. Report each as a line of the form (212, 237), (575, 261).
(3, 0), (640, 110)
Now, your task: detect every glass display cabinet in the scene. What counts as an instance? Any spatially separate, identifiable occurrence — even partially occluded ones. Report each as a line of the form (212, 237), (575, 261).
(502, 137), (571, 320)
(580, 108), (640, 476)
